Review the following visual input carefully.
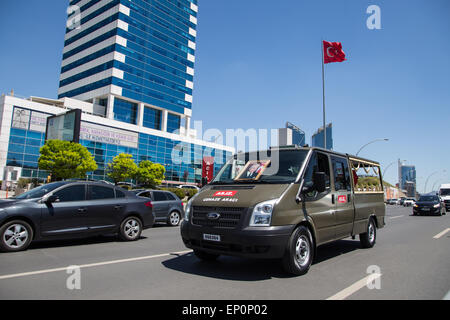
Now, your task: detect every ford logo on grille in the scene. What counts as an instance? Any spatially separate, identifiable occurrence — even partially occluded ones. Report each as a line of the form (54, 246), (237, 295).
(207, 212), (221, 220)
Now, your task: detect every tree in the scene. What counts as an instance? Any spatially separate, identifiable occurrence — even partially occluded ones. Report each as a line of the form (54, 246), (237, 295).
(107, 154), (138, 184)
(135, 160), (165, 188)
(38, 140), (97, 181)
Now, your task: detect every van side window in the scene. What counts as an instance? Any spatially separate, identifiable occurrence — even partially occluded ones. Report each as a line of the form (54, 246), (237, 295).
(303, 152), (331, 199)
(331, 157), (351, 191)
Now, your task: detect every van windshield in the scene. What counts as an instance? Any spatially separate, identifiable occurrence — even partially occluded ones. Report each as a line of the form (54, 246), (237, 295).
(211, 150), (309, 185)
(440, 189), (450, 196)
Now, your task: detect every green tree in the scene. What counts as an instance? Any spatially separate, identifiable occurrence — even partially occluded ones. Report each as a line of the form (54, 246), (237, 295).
(38, 140), (98, 181)
(107, 153), (138, 184)
(135, 160), (165, 188)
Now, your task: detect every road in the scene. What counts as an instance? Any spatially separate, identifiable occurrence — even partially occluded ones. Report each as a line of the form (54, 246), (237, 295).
(0, 206), (448, 300)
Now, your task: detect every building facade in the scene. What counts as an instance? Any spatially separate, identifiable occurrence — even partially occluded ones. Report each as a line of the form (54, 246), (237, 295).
(277, 122), (306, 147)
(0, 0), (234, 186)
(311, 123), (333, 150)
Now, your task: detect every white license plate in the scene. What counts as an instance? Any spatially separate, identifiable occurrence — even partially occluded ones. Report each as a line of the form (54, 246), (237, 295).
(422, 208), (430, 211)
(203, 234), (221, 242)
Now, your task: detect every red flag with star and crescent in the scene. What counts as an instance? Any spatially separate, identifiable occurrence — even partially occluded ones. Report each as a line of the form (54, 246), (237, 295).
(323, 41), (346, 64)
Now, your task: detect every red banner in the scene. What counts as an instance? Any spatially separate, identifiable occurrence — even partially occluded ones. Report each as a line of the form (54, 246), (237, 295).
(202, 157), (215, 183)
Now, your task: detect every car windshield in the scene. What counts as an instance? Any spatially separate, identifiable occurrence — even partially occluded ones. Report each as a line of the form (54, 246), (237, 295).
(14, 182), (66, 200)
(440, 189), (450, 196)
(211, 150), (309, 185)
(419, 196), (438, 202)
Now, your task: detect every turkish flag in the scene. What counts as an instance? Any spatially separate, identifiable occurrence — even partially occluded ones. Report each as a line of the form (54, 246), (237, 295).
(323, 41), (346, 64)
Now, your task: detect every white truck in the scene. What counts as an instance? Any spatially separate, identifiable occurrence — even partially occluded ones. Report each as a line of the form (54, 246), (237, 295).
(439, 184), (450, 212)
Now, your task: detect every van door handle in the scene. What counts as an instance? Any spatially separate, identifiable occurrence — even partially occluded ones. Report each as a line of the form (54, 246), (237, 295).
(331, 194), (335, 204)
(78, 208), (87, 214)
(114, 205), (123, 210)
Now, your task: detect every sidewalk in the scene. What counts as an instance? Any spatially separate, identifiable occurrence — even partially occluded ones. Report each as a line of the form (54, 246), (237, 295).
(0, 190), (15, 199)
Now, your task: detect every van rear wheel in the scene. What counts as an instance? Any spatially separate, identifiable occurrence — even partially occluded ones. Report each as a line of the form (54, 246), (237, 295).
(360, 217), (376, 248)
(282, 226), (314, 276)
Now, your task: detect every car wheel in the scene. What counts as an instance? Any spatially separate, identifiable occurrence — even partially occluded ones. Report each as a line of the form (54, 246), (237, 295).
(119, 217), (142, 241)
(282, 226), (314, 276)
(0, 220), (33, 252)
(360, 217), (376, 248)
(167, 211), (181, 227)
(194, 249), (219, 261)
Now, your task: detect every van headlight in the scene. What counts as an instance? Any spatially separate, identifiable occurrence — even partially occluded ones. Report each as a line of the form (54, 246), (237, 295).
(185, 193), (200, 222)
(433, 203), (440, 208)
(250, 199), (278, 227)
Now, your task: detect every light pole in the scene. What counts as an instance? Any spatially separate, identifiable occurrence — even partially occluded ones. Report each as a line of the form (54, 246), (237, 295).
(356, 138), (389, 156)
(382, 160), (405, 180)
(424, 170), (446, 194)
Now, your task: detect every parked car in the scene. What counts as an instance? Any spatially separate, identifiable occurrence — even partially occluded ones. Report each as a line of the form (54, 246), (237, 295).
(0, 181), (155, 252)
(177, 185), (200, 191)
(133, 190), (184, 226)
(403, 198), (415, 207)
(387, 198), (398, 205)
(413, 195), (446, 216)
(181, 147), (386, 275)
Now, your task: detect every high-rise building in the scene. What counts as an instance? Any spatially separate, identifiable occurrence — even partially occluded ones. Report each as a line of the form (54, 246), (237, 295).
(0, 0), (234, 186)
(311, 123), (333, 150)
(398, 160), (416, 197)
(278, 122), (306, 147)
(58, 0), (198, 131)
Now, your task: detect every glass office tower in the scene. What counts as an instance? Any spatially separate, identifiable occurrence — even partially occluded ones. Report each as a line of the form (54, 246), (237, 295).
(58, 0), (198, 128)
(311, 123), (333, 150)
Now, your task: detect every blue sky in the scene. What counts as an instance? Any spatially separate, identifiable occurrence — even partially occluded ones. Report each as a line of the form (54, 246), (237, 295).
(0, 0), (449, 192)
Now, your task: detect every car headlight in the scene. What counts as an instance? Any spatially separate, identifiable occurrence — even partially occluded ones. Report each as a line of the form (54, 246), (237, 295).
(413, 204), (418, 207)
(433, 203), (440, 208)
(250, 199), (278, 227)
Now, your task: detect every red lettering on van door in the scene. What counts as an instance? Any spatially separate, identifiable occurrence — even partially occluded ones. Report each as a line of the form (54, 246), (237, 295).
(338, 195), (347, 203)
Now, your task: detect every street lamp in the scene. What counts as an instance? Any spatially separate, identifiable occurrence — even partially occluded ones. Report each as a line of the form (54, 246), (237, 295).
(424, 170), (446, 194)
(382, 160), (405, 180)
(356, 138), (389, 156)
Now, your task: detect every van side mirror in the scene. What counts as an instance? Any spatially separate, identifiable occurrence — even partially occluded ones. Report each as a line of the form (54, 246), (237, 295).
(45, 195), (60, 204)
(313, 172), (326, 193)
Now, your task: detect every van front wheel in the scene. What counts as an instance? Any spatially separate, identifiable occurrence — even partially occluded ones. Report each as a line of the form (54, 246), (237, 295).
(360, 217), (376, 248)
(282, 226), (314, 276)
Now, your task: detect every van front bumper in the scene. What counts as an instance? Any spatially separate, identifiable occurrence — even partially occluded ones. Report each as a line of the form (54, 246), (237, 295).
(180, 220), (295, 259)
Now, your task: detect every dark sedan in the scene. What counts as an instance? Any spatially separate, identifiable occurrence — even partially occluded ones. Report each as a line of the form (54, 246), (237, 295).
(0, 181), (155, 252)
(413, 195), (446, 216)
(133, 190), (184, 226)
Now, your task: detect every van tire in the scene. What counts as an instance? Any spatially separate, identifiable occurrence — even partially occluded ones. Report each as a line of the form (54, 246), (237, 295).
(194, 249), (219, 261)
(282, 226), (314, 276)
(360, 217), (376, 248)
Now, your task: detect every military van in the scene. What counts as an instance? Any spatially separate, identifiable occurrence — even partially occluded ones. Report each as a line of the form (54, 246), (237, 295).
(180, 147), (385, 275)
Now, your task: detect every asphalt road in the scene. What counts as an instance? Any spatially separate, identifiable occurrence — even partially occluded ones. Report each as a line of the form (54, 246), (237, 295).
(0, 206), (449, 300)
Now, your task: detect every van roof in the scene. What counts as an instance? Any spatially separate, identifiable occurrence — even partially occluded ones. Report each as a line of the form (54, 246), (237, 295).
(266, 146), (381, 166)
(440, 184), (450, 188)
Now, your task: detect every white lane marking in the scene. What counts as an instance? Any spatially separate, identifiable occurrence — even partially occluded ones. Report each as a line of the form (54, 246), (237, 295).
(326, 273), (382, 300)
(0, 250), (192, 281)
(388, 215), (404, 220)
(433, 228), (450, 239)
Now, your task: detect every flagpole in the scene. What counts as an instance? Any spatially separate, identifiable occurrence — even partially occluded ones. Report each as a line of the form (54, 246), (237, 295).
(321, 40), (326, 150)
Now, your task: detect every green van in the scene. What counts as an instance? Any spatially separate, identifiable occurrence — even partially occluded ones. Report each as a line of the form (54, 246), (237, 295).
(180, 147), (385, 275)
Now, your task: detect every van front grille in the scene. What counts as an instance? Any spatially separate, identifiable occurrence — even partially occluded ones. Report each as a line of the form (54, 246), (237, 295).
(192, 206), (247, 229)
